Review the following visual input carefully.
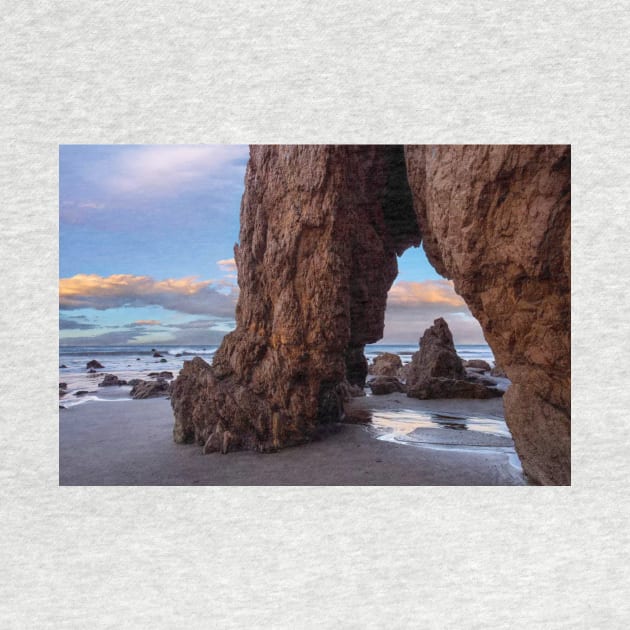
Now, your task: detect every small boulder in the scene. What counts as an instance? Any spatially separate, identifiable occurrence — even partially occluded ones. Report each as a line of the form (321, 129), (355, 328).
(86, 359), (104, 369)
(368, 352), (403, 377)
(152, 352), (163, 358)
(136, 358), (141, 361)
(59, 382), (67, 389)
(59, 364), (68, 369)
(98, 374), (127, 387)
(159, 358), (167, 363)
(463, 359), (491, 371)
(369, 376), (406, 395)
(74, 390), (90, 397)
(87, 368), (97, 374)
(127, 379), (142, 387)
(158, 371), (174, 379)
(130, 378), (170, 399)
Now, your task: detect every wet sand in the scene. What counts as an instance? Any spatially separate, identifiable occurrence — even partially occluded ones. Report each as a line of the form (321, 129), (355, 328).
(59, 395), (525, 485)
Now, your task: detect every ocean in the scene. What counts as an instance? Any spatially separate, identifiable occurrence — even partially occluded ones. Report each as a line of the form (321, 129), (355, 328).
(58, 343), (496, 408)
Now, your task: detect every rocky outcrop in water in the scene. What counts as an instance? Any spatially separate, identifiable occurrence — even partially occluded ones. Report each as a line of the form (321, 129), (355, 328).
(464, 360), (491, 371)
(86, 360), (103, 369)
(368, 376), (406, 395)
(405, 318), (502, 400)
(171, 144), (570, 485)
(99, 374), (127, 387)
(130, 379), (170, 399)
(368, 352), (403, 376)
(407, 318), (465, 382)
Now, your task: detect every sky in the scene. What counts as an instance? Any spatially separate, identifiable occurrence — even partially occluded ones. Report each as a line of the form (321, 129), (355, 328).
(59, 145), (485, 346)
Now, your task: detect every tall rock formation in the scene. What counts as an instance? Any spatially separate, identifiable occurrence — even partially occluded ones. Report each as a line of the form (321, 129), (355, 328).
(172, 145), (421, 453)
(171, 144), (570, 485)
(405, 145), (570, 484)
(406, 317), (502, 400)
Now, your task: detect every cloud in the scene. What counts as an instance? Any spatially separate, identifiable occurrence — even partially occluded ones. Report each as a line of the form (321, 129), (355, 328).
(59, 321), (232, 347)
(132, 319), (161, 326)
(105, 145), (249, 196)
(217, 258), (237, 274)
(59, 317), (98, 330)
(59, 273), (238, 316)
(382, 310), (486, 345)
(386, 280), (466, 309)
(77, 201), (105, 209)
(381, 279), (485, 344)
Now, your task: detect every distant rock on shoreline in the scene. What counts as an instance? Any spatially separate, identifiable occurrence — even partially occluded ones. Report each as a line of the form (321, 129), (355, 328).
(406, 318), (502, 400)
(368, 353), (402, 377)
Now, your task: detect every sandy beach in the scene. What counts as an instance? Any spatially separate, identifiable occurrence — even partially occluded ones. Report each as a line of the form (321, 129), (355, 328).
(59, 393), (525, 486)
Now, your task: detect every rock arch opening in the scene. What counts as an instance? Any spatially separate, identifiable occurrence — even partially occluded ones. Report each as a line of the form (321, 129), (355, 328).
(171, 145), (570, 485)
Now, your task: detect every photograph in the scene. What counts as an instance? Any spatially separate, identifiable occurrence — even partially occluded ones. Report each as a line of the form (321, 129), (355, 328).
(59, 144), (570, 486)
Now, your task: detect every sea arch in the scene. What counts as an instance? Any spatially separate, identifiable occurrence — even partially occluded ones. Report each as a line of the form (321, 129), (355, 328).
(171, 144), (570, 485)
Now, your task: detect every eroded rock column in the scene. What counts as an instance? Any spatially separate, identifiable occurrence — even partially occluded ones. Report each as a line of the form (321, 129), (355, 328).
(171, 145), (420, 453)
(405, 145), (571, 485)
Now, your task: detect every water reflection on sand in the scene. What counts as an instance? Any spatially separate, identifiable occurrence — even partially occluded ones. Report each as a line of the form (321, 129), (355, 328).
(345, 404), (523, 475)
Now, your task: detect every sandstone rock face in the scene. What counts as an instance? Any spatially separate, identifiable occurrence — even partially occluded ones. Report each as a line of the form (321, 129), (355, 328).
(368, 376), (406, 395)
(407, 317), (466, 385)
(171, 144), (570, 485)
(407, 378), (503, 400)
(368, 352), (403, 376)
(130, 379), (170, 400)
(171, 146), (421, 453)
(406, 318), (501, 400)
(405, 145), (570, 484)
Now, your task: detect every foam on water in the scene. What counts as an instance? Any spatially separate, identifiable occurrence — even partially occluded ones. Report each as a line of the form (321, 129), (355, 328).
(364, 343), (495, 365)
(59, 343), (497, 405)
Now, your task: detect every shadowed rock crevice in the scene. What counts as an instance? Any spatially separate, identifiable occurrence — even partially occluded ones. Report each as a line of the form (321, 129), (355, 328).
(171, 144), (570, 485)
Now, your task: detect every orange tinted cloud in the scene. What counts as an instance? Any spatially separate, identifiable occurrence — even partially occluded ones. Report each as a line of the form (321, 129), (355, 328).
(387, 280), (466, 309)
(59, 273), (237, 316)
(133, 319), (161, 326)
(217, 258), (237, 274)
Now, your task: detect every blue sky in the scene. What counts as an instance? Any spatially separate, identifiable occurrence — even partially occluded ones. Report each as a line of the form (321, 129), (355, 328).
(59, 145), (484, 345)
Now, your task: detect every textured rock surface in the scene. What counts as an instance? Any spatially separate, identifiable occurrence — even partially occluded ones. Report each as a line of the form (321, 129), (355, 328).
(171, 144), (570, 485)
(368, 376), (406, 395)
(405, 145), (570, 484)
(464, 360), (491, 371)
(407, 378), (503, 400)
(98, 374), (126, 387)
(171, 145), (421, 453)
(368, 352), (403, 376)
(407, 318), (466, 385)
(406, 318), (501, 400)
(131, 379), (170, 400)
